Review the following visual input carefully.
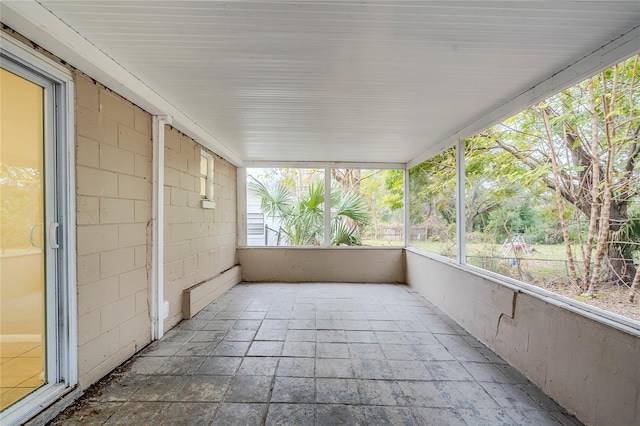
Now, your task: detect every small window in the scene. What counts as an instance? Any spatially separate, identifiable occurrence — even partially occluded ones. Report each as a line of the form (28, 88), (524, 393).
(200, 150), (215, 209)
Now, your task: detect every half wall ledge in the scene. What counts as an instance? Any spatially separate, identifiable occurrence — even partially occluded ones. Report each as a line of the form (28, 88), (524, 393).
(237, 247), (405, 284)
(182, 265), (242, 318)
(405, 249), (640, 426)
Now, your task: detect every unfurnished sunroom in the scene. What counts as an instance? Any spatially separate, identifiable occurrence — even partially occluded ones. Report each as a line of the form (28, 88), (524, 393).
(0, 2), (639, 425)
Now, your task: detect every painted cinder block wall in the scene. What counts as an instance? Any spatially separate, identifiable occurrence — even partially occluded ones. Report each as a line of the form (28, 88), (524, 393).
(75, 73), (153, 388)
(163, 126), (238, 329)
(405, 250), (640, 426)
(2, 28), (238, 392)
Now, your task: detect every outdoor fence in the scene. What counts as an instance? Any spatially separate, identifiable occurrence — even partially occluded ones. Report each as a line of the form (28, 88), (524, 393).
(466, 255), (637, 288)
(265, 225), (289, 246)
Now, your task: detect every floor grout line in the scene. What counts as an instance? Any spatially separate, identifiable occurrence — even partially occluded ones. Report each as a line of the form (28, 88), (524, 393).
(49, 283), (583, 425)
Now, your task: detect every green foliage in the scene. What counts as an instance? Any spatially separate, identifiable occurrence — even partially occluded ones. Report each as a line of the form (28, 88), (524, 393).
(612, 217), (640, 260)
(338, 169), (404, 242)
(408, 146), (457, 227)
(408, 54), (640, 288)
(489, 54), (640, 284)
(383, 170), (405, 211)
(486, 197), (539, 242)
(248, 174), (370, 246)
(249, 178), (293, 220)
(332, 185), (369, 225)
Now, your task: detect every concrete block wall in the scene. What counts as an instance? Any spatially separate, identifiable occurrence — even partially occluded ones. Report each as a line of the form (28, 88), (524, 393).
(75, 73), (152, 387)
(163, 127), (237, 329)
(405, 250), (640, 426)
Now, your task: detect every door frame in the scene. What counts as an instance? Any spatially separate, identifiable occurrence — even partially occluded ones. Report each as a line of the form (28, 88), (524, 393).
(0, 32), (77, 426)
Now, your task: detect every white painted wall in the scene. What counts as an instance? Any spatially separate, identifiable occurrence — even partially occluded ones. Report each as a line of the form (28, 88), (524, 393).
(405, 249), (640, 426)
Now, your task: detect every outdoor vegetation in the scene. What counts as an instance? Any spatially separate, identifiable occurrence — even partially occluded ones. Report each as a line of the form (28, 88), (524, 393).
(405, 146), (458, 260)
(247, 168), (403, 246)
(407, 54), (640, 319)
(247, 55), (639, 320)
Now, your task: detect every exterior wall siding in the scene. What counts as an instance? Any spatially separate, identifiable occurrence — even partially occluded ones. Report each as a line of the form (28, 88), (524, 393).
(163, 127), (237, 329)
(74, 73), (153, 387)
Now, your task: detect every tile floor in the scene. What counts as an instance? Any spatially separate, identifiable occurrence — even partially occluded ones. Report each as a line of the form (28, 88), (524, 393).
(0, 342), (44, 410)
(51, 283), (583, 425)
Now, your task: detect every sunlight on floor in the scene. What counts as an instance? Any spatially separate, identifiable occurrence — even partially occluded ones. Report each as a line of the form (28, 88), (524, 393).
(0, 342), (45, 410)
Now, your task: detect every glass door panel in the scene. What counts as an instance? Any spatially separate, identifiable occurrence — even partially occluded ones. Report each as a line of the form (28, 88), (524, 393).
(0, 68), (46, 410)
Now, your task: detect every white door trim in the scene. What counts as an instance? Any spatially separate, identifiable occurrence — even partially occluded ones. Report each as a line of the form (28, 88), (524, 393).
(0, 32), (77, 426)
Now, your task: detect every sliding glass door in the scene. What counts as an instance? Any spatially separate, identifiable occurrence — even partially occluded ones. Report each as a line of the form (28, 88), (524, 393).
(1, 37), (75, 425)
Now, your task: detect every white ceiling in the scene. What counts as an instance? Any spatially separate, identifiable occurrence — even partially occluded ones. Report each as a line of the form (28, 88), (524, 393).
(26, 2), (640, 163)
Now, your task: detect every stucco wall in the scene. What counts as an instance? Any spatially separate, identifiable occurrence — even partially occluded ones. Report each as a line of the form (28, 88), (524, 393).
(75, 73), (152, 387)
(163, 127), (237, 329)
(405, 249), (640, 426)
(238, 247), (405, 283)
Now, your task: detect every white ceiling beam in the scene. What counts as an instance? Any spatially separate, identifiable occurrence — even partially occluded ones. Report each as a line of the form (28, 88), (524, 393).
(243, 160), (405, 170)
(0, 0), (243, 166)
(408, 25), (640, 168)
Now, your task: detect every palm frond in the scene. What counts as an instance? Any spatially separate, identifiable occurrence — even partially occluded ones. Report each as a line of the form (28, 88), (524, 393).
(250, 174), (369, 247)
(331, 218), (362, 246)
(247, 176), (293, 220)
(303, 180), (325, 210)
(332, 187), (370, 225)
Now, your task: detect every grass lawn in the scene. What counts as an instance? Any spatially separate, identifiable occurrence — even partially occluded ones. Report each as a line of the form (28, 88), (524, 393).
(365, 238), (586, 279)
(366, 238), (579, 260)
(410, 240), (579, 260)
(362, 239), (404, 247)
(363, 237), (639, 321)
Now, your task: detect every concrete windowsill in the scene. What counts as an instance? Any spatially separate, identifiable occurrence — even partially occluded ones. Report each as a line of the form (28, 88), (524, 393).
(201, 199), (216, 209)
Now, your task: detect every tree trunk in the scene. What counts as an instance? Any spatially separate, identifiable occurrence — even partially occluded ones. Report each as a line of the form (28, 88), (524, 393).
(629, 265), (640, 303)
(541, 106), (579, 287)
(582, 80), (601, 290)
(466, 189), (478, 232)
(607, 240), (636, 285)
(587, 72), (617, 296)
(332, 169), (362, 192)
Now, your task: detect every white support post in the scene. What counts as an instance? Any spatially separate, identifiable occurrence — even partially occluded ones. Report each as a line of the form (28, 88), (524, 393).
(237, 167), (247, 247)
(404, 166), (410, 248)
(455, 139), (466, 264)
(152, 115), (170, 340)
(324, 168), (332, 246)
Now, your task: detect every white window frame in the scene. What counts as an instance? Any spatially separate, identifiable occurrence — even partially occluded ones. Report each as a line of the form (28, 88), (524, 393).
(200, 150), (215, 209)
(239, 162), (406, 247)
(0, 33), (77, 426)
(405, 137), (640, 337)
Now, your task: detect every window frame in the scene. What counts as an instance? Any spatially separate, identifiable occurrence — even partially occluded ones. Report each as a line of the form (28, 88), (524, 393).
(200, 150), (215, 209)
(406, 138), (640, 337)
(240, 163), (406, 247)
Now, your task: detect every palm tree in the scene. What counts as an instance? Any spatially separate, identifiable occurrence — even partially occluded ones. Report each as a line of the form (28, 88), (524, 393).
(248, 175), (369, 246)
